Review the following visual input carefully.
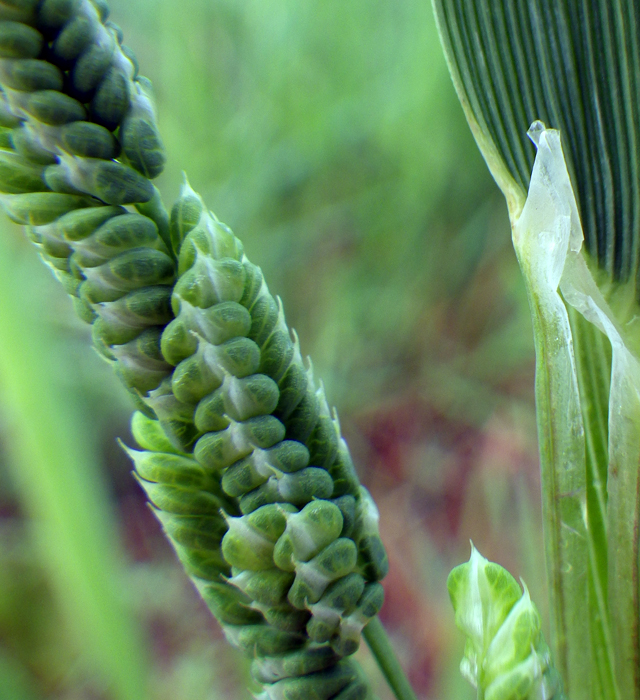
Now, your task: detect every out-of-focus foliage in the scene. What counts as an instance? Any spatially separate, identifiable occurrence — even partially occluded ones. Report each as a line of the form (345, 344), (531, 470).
(0, 1), (541, 699)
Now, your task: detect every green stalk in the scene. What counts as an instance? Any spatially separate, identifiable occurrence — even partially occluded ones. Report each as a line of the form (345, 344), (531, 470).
(567, 306), (616, 700)
(513, 243), (590, 698)
(595, 305), (640, 697)
(363, 617), (417, 700)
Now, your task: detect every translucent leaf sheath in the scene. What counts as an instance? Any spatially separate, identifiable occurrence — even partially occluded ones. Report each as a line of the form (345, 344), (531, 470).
(0, 3), (392, 699)
(511, 123), (640, 699)
(511, 126), (593, 700)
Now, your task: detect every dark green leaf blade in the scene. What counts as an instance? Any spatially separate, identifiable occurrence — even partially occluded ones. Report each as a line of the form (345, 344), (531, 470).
(433, 0), (640, 288)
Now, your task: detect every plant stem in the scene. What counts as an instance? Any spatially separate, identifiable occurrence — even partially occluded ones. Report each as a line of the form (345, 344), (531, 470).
(363, 617), (417, 700)
(568, 306), (618, 700)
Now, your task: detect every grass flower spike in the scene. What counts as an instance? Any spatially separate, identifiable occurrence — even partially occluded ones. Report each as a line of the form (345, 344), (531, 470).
(0, 2), (393, 698)
(448, 546), (565, 700)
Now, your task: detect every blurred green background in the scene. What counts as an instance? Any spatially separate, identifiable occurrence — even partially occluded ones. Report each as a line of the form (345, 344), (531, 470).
(0, 1), (543, 698)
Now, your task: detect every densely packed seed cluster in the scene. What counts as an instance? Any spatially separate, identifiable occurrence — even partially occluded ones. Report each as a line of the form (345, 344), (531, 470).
(127, 183), (388, 699)
(0, 3), (388, 698)
(0, 0), (173, 405)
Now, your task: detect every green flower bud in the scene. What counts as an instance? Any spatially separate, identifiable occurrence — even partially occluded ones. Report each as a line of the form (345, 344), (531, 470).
(53, 203), (123, 241)
(331, 676), (370, 700)
(138, 478), (229, 517)
(143, 377), (199, 451)
(0, 150), (47, 193)
(71, 294), (96, 323)
(177, 211), (243, 273)
(221, 503), (295, 570)
(39, 247), (70, 271)
(92, 285), (173, 345)
(90, 0), (109, 23)
(172, 341), (225, 406)
(150, 314), (198, 366)
(44, 163), (83, 194)
(251, 646), (340, 685)
(201, 335), (261, 380)
(0, 191), (97, 224)
(0, 57), (63, 91)
(223, 624), (305, 658)
(328, 440), (360, 498)
(254, 659), (357, 700)
(306, 573), (366, 644)
(174, 253), (247, 308)
(259, 328), (295, 383)
(273, 501), (344, 572)
(52, 267), (80, 295)
(352, 487), (388, 582)
(171, 540), (229, 580)
(37, 0), (82, 31)
(221, 440), (310, 498)
(154, 510), (229, 551)
(288, 538), (358, 609)
(485, 653), (556, 700)
(194, 579), (263, 627)
(125, 446), (221, 493)
(0, 0), (39, 24)
(238, 260), (263, 308)
(170, 177), (204, 253)
(119, 77), (165, 179)
(448, 546), (522, 667)
(59, 120), (118, 159)
(72, 212), (162, 266)
(56, 155), (154, 205)
(81, 247), (174, 302)
(71, 25), (115, 95)
(239, 467), (334, 515)
(52, 13), (98, 64)
(228, 568), (295, 607)
(119, 42), (137, 77)
(161, 300), (252, 365)
(90, 65), (131, 130)
(0, 125), (13, 147)
(304, 395), (338, 471)
(448, 546), (564, 700)
(330, 583), (384, 657)
(274, 361), (308, 422)
(106, 20), (123, 44)
(483, 587), (542, 689)
(25, 90), (87, 124)
(192, 388), (229, 434)
(286, 389), (322, 445)
(330, 496), (356, 539)
(130, 410), (185, 455)
(219, 372), (280, 422)
(10, 123), (57, 163)
(257, 604), (310, 633)
(0, 21), (43, 58)
(33, 221), (73, 258)
(246, 294), (280, 350)
(194, 415), (286, 472)
(110, 325), (172, 392)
